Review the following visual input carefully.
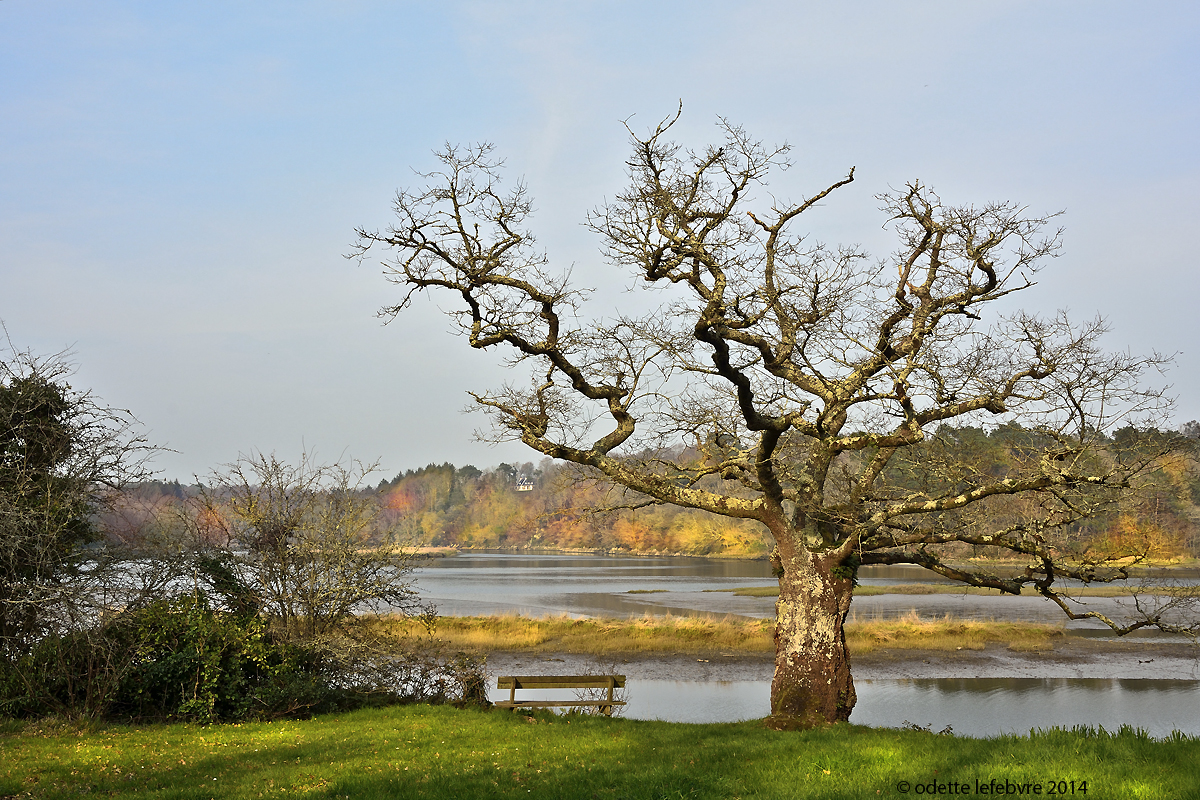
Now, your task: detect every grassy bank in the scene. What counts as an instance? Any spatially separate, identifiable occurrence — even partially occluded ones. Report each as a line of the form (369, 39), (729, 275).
(3, 704), (1196, 799)
(382, 613), (1066, 656)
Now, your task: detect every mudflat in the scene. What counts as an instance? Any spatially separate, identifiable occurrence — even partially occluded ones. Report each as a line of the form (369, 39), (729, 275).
(488, 638), (1200, 683)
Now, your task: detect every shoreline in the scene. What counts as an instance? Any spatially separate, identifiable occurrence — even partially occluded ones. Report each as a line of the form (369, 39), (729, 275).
(419, 546), (1200, 575)
(487, 639), (1200, 683)
(413, 613), (1192, 659)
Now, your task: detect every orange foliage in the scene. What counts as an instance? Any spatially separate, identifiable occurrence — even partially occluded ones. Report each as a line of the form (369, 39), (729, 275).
(1097, 513), (1184, 560)
(383, 486), (420, 513)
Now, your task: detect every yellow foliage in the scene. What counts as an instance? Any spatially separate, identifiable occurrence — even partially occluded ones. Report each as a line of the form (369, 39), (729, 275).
(1098, 513), (1184, 559)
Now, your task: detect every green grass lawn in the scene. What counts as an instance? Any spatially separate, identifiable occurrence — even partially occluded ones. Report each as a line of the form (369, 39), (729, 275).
(3, 705), (1197, 799)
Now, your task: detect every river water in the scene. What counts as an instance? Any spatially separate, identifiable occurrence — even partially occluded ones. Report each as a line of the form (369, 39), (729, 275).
(411, 551), (1189, 629)
(484, 678), (1200, 738)
(517, 677), (1199, 738)
(414, 552), (1200, 736)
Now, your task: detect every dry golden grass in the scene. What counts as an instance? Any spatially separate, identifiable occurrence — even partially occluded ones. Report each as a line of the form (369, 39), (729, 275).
(844, 610), (1065, 654)
(376, 613), (773, 654)
(708, 586), (778, 597)
(428, 614), (776, 654)
(376, 611), (1065, 656)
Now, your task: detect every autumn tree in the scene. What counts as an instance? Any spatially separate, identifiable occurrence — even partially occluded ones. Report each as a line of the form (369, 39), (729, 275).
(353, 112), (1189, 728)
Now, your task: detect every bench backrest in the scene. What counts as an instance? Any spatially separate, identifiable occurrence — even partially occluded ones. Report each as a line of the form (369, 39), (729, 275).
(496, 675), (625, 690)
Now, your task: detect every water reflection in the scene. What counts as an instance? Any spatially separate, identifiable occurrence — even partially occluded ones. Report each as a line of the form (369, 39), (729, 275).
(857, 565), (959, 586)
(410, 552), (1180, 629)
(487, 677), (1200, 737)
(488, 680), (769, 724)
(853, 678), (1200, 739)
(411, 552), (776, 618)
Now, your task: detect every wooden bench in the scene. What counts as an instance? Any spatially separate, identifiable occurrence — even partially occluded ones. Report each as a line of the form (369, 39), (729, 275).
(495, 675), (626, 716)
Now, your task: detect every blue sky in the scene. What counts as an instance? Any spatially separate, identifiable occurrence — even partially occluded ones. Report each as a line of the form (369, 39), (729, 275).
(3, 1), (1197, 481)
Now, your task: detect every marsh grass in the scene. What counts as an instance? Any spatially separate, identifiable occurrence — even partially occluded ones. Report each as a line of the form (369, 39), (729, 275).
(3, 704), (1198, 799)
(377, 613), (1064, 656)
(844, 611), (1064, 654)
(388, 614), (777, 655)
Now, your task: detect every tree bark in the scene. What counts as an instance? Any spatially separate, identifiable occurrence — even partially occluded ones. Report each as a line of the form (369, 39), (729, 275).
(767, 546), (856, 729)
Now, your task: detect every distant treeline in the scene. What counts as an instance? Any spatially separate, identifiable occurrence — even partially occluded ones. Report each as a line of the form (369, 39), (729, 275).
(373, 459), (772, 556)
(107, 423), (1200, 560)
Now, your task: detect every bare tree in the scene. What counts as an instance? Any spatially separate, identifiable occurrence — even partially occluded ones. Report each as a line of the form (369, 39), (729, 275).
(0, 339), (155, 657)
(352, 111), (1188, 728)
(195, 452), (430, 642)
(0, 339), (170, 716)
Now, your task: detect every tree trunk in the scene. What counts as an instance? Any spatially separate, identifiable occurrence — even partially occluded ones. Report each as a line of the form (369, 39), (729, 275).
(768, 546), (856, 729)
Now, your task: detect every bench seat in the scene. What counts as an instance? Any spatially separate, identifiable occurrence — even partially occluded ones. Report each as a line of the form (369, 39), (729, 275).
(495, 675), (626, 716)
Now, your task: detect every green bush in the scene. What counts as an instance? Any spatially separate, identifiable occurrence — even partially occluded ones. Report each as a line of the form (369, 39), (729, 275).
(0, 590), (488, 723)
(0, 627), (130, 719)
(116, 594), (270, 722)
